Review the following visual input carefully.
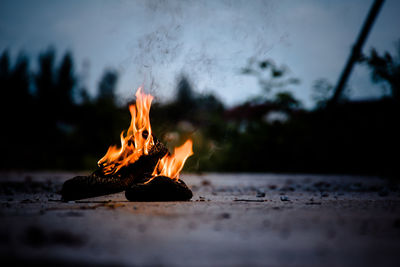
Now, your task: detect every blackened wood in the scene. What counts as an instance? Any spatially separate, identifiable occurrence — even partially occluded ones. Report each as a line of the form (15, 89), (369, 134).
(61, 137), (168, 201)
(125, 176), (193, 201)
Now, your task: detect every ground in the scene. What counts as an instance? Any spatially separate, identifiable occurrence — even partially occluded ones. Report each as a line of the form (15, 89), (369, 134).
(1, 172), (399, 267)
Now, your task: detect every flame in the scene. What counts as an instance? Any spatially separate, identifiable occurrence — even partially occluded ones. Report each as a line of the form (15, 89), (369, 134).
(151, 139), (193, 181)
(97, 87), (154, 175)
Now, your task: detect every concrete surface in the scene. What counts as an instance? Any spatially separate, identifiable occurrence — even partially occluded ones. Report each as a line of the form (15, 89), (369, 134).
(0, 172), (399, 266)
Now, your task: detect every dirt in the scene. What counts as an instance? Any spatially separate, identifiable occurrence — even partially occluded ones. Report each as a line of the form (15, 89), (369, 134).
(0, 171), (399, 267)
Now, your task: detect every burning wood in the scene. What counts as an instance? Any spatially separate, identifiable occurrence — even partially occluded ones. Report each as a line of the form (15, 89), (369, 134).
(61, 136), (168, 201)
(125, 176), (192, 201)
(61, 87), (194, 201)
(124, 139), (194, 201)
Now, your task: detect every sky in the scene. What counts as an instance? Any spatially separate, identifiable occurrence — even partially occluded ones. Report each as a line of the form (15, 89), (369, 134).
(0, 0), (399, 107)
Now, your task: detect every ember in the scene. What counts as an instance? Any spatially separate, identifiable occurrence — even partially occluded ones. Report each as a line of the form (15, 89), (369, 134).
(61, 88), (193, 201)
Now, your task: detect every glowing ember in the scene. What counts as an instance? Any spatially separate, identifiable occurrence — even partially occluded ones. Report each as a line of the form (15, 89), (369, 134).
(151, 139), (194, 181)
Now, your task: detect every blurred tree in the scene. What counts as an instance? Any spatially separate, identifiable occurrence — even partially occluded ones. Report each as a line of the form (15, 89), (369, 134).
(0, 51), (12, 168)
(0, 51), (30, 108)
(11, 54), (30, 100)
(0, 51), (30, 119)
(0, 51), (32, 168)
(98, 69), (118, 102)
(0, 51), (11, 138)
(273, 91), (301, 110)
(0, 51), (10, 84)
(363, 42), (400, 101)
(176, 76), (195, 106)
(78, 86), (91, 104)
(56, 52), (76, 114)
(1, 48), (396, 177)
(34, 49), (79, 134)
(91, 69), (126, 163)
(311, 78), (334, 109)
(241, 58), (300, 98)
(35, 48), (56, 106)
(10, 53), (31, 126)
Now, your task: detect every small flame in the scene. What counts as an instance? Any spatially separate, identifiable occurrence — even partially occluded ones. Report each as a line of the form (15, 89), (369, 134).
(151, 139), (193, 181)
(98, 87), (154, 175)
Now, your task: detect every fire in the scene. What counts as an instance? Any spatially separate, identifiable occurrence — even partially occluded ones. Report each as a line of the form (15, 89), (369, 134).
(97, 87), (193, 180)
(151, 139), (193, 181)
(98, 87), (154, 175)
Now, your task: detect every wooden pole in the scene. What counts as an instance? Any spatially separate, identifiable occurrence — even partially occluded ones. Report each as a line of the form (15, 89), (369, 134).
(330, 0), (385, 105)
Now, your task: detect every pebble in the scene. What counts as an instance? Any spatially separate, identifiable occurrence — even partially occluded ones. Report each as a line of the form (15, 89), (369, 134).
(280, 196), (289, 201)
(219, 213), (231, 219)
(201, 180), (211, 186)
(256, 192), (266, 198)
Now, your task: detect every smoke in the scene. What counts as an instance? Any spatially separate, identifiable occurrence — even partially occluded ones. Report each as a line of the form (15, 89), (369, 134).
(117, 0), (278, 103)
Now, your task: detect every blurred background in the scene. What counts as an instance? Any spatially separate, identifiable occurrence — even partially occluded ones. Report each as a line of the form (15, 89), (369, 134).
(0, 0), (398, 177)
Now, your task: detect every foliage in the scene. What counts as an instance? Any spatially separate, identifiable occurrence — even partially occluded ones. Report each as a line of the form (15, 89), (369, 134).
(241, 58), (300, 99)
(362, 41), (400, 101)
(0, 49), (398, 178)
(311, 78), (334, 109)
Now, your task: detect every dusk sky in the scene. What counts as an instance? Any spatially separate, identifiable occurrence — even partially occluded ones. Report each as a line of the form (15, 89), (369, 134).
(1, 0), (399, 107)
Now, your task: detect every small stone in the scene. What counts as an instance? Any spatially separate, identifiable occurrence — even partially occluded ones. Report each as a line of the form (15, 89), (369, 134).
(256, 192), (266, 198)
(280, 196), (289, 201)
(219, 213), (231, 219)
(280, 186), (295, 192)
(201, 180), (211, 186)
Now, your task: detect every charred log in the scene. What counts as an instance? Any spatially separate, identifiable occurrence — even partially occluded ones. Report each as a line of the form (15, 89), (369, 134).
(125, 176), (193, 201)
(61, 137), (168, 201)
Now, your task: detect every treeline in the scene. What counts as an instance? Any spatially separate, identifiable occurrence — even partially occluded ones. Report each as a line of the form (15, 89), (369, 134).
(0, 48), (398, 177)
(0, 49), (128, 170)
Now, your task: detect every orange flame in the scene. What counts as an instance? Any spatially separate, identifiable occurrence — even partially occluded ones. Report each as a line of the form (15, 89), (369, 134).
(97, 87), (154, 175)
(151, 139), (193, 181)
